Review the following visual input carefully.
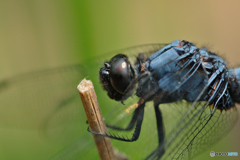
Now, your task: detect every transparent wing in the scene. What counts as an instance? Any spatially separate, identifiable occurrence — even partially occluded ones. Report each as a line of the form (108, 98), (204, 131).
(50, 133), (99, 160)
(153, 101), (238, 160)
(0, 65), (87, 142)
(0, 43), (169, 159)
(103, 43), (168, 59)
(170, 105), (238, 160)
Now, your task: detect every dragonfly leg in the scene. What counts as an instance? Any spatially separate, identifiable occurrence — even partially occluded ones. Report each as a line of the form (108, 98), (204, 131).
(87, 102), (145, 142)
(144, 104), (165, 160)
(154, 104), (165, 151)
(106, 105), (142, 131)
(87, 101), (143, 131)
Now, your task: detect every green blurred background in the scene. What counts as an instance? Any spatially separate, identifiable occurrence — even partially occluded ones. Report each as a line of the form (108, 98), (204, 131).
(0, 0), (240, 160)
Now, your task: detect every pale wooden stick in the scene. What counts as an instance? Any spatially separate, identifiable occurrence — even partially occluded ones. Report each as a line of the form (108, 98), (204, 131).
(77, 79), (118, 160)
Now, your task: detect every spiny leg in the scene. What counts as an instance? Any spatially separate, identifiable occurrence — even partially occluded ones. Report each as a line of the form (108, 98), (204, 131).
(106, 105), (142, 131)
(87, 107), (141, 131)
(88, 101), (145, 142)
(86, 101), (143, 131)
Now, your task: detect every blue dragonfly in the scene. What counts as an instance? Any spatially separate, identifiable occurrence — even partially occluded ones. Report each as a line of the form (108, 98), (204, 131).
(0, 40), (238, 160)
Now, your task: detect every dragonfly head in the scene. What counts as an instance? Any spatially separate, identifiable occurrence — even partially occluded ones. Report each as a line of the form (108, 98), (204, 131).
(99, 54), (135, 101)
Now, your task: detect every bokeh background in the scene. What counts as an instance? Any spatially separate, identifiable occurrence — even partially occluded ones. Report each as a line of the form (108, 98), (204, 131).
(0, 0), (240, 160)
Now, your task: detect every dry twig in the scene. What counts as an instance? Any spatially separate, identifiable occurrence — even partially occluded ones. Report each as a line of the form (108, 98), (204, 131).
(78, 79), (128, 160)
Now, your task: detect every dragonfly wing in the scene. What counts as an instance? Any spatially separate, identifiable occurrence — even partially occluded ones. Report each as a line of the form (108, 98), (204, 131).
(0, 65), (88, 143)
(158, 103), (238, 160)
(0, 43), (169, 160)
(50, 133), (98, 160)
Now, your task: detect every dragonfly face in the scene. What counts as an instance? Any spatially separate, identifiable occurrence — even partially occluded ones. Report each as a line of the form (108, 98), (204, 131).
(99, 54), (135, 101)
(91, 40), (239, 159)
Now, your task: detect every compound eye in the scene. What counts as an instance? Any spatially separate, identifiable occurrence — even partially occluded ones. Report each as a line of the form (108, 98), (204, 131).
(110, 58), (133, 94)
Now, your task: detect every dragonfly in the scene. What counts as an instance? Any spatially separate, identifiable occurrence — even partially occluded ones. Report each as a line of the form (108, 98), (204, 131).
(0, 40), (238, 160)
(88, 40), (239, 159)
